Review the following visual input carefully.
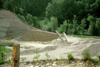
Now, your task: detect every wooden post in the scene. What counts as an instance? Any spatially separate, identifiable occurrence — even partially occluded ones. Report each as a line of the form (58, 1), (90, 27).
(63, 32), (68, 43)
(55, 30), (66, 43)
(12, 43), (20, 67)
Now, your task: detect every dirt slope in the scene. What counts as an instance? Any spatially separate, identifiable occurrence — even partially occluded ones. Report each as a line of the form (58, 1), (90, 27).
(0, 9), (58, 41)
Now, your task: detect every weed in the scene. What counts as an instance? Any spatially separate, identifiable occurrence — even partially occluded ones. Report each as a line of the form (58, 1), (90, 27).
(24, 47), (30, 49)
(67, 53), (74, 60)
(45, 52), (50, 59)
(0, 46), (12, 53)
(82, 48), (91, 61)
(0, 41), (14, 47)
(33, 50), (41, 62)
(60, 55), (65, 59)
(20, 57), (27, 62)
(97, 54), (100, 60)
(0, 51), (7, 64)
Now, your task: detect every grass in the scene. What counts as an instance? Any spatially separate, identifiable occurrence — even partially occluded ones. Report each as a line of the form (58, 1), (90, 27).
(0, 46), (12, 53)
(0, 41), (13, 64)
(69, 35), (100, 39)
(0, 41), (13, 53)
(0, 41), (14, 47)
(24, 47), (31, 49)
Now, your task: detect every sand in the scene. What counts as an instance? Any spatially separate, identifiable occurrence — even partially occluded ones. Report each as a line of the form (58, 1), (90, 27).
(7, 36), (100, 61)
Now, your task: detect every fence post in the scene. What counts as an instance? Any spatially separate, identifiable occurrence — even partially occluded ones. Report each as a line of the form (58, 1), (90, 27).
(63, 32), (68, 43)
(12, 43), (20, 67)
(55, 30), (66, 43)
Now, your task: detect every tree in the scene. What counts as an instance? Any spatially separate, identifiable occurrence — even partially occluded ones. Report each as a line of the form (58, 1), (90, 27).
(0, 0), (3, 8)
(45, 1), (63, 19)
(87, 15), (95, 35)
(72, 15), (78, 34)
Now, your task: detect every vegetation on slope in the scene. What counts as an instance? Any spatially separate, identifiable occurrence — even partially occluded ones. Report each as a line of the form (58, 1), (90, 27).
(0, 0), (100, 36)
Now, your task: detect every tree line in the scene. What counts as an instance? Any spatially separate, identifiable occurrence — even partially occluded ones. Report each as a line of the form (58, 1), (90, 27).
(0, 0), (100, 36)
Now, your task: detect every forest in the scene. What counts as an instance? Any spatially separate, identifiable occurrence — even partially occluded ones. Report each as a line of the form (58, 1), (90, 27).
(0, 0), (100, 36)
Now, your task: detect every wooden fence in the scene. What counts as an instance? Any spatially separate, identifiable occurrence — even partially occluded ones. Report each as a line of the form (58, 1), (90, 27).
(12, 43), (20, 67)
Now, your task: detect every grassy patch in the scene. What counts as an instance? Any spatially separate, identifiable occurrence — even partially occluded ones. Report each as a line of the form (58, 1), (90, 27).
(24, 47), (31, 49)
(69, 35), (100, 39)
(0, 41), (14, 47)
(0, 46), (12, 53)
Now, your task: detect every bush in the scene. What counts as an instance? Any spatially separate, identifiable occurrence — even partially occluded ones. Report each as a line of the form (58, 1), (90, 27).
(97, 54), (100, 60)
(67, 53), (74, 60)
(82, 48), (91, 61)
(72, 15), (78, 34)
(0, 41), (12, 64)
(87, 15), (95, 35)
(58, 20), (67, 33)
(20, 57), (27, 62)
(0, 41), (14, 47)
(39, 17), (58, 32)
(45, 52), (50, 59)
(77, 19), (86, 35)
(0, 51), (7, 64)
(95, 18), (100, 35)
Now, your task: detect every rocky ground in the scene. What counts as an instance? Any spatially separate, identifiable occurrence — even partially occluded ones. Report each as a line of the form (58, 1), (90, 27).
(0, 59), (100, 67)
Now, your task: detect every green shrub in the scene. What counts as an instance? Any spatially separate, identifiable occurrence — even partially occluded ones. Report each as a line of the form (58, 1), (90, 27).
(45, 52), (50, 59)
(90, 58), (99, 65)
(0, 46), (12, 53)
(72, 15), (78, 34)
(6, 58), (11, 63)
(90, 54), (100, 64)
(95, 18), (100, 35)
(33, 50), (41, 60)
(39, 17), (58, 32)
(97, 54), (100, 60)
(67, 53), (74, 60)
(0, 41), (12, 64)
(79, 18), (87, 35)
(20, 57), (27, 62)
(87, 15), (95, 35)
(0, 51), (7, 64)
(82, 48), (91, 60)
(58, 20), (67, 33)
(0, 41), (14, 47)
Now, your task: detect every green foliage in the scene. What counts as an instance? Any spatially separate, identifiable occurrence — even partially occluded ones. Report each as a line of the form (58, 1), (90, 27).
(76, 18), (87, 35)
(0, 41), (12, 64)
(20, 57), (27, 62)
(58, 20), (67, 33)
(72, 15), (78, 34)
(2, 0), (100, 36)
(0, 46), (12, 53)
(90, 54), (100, 64)
(82, 48), (91, 60)
(38, 17), (58, 32)
(6, 58), (11, 63)
(2, 0), (51, 16)
(87, 15), (95, 35)
(97, 54), (100, 60)
(45, 1), (63, 19)
(67, 53), (74, 60)
(0, 51), (7, 64)
(95, 18), (100, 35)
(33, 50), (41, 60)
(45, 52), (50, 59)
(90, 58), (99, 65)
(0, 41), (14, 47)
(60, 55), (65, 59)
